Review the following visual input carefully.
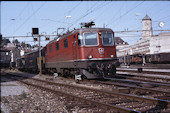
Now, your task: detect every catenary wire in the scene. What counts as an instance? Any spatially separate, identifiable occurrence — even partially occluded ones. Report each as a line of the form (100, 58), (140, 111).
(12, 2), (47, 36)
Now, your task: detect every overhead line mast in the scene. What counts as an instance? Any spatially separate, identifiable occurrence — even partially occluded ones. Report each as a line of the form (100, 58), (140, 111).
(0, 1), (1, 34)
(0, 1), (2, 42)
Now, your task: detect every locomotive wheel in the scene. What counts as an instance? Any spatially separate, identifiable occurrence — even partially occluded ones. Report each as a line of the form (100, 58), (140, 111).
(81, 74), (87, 80)
(112, 65), (116, 75)
(63, 69), (70, 78)
(107, 65), (116, 76)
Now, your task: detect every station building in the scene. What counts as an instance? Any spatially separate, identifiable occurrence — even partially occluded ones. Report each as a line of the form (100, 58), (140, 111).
(116, 14), (170, 58)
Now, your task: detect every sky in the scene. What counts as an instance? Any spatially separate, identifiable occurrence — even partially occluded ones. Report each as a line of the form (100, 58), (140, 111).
(1, 1), (170, 46)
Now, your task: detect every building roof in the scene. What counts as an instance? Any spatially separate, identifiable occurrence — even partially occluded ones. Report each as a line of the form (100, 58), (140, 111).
(3, 43), (16, 51)
(142, 14), (151, 20)
(115, 37), (128, 45)
(0, 48), (10, 52)
(4, 47), (16, 51)
(152, 32), (170, 37)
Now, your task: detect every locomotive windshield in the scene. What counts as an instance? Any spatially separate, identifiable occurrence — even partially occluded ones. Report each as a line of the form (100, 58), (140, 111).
(102, 32), (114, 46)
(84, 32), (98, 46)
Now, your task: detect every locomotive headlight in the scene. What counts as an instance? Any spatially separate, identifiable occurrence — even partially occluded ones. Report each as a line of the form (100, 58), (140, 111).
(110, 55), (114, 58)
(88, 55), (93, 59)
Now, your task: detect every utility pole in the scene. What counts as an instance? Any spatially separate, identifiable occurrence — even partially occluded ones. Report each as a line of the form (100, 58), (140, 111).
(11, 19), (16, 42)
(0, 1), (1, 35)
(0, 1), (2, 42)
(66, 16), (71, 32)
(32, 28), (42, 76)
(136, 13), (141, 30)
(38, 35), (42, 76)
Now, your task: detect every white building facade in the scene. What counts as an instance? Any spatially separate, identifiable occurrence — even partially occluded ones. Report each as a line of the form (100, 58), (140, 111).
(116, 14), (170, 57)
(150, 32), (170, 54)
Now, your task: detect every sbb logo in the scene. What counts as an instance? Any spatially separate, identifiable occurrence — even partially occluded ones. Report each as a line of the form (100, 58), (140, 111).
(98, 48), (104, 54)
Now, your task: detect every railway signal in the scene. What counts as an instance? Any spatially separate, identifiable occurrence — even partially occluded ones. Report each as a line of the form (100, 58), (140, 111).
(32, 28), (39, 35)
(32, 28), (42, 76)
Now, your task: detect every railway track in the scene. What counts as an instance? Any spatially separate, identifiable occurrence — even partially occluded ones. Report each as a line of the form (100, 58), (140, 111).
(4, 72), (170, 113)
(105, 76), (170, 90)
(95, 80), (170, 100)
(115, 73), (170, 87)
(117, 68), (170, 76)
(117, 72), (170, 84)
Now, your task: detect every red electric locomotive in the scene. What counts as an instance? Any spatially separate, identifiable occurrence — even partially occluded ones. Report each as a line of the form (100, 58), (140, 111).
(45, 23), (118, 79)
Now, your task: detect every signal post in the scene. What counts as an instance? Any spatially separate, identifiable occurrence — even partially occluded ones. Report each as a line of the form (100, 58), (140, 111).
(32, 28), (42, 76)
(32, 28), (50, 76)
(38, 34), (42, 76)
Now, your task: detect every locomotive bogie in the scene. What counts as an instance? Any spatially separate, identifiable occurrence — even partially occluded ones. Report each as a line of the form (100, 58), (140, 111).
(84, 59), (117, 79)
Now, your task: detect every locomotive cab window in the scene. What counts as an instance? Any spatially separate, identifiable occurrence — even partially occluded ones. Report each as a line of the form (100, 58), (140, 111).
(84, 32), (98, 46)
(102, 32), (114, 46)
(78, 33), (83, 46)
(64, 39), (68, 48)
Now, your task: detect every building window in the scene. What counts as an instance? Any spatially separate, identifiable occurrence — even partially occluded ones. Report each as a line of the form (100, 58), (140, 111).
(49, 45), (52, 52)
(64, 39), (68, 48)
(56, 42), (59, 50)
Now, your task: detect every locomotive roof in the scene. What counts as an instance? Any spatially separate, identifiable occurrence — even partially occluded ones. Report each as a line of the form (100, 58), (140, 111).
(75, 27), (113, 32)
(47, 27), (114, 45)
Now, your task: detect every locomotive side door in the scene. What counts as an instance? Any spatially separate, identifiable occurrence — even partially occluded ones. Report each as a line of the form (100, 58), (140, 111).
(73, 33), (83, 66)
(73, 35), (78, 62)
